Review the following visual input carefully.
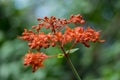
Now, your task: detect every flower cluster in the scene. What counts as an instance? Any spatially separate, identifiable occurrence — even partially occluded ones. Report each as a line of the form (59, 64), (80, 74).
(32, 14), (85, 32)
(19, 29), (57, 50)
(18, 14), (104, 72)
(24, 51), (48, 72)
(63, 26), (104, 47)
(19, 14), (104, 49)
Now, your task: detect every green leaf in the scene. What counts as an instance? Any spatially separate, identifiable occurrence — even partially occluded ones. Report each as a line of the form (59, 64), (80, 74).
(57, 53), (64, 58)
(66, 48), (79, 54)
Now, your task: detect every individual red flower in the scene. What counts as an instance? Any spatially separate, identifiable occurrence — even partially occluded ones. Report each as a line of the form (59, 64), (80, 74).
(68, 14), (85, 24)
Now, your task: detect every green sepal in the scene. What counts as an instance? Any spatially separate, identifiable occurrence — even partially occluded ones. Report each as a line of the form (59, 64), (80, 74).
(57, 53), (64, 58)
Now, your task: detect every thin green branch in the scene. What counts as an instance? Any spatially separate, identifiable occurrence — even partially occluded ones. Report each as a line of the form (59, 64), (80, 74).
(60, 46), (81, 80)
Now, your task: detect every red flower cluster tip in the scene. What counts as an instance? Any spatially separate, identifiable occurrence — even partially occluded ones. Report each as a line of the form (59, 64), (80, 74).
(24, 51), (48, 72)
(18, 14), (104, 72)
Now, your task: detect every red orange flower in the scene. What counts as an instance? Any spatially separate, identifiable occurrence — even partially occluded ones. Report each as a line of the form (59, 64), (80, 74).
(24, 51), (48, 72)
(18, 14), (105, 72)
(19, 14), (104, 49)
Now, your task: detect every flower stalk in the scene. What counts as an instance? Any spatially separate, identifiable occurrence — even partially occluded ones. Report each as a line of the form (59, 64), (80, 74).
(60, 46), (81, 80)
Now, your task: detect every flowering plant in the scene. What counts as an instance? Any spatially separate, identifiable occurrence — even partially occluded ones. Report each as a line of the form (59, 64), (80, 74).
(18, 14), (104, 80)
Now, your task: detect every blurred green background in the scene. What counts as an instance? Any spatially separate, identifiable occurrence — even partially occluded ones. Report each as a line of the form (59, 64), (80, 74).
(0, 0), (120, 80)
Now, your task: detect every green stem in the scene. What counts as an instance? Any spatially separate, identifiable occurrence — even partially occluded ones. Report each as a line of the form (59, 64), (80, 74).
(60, 46), (81, 80)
